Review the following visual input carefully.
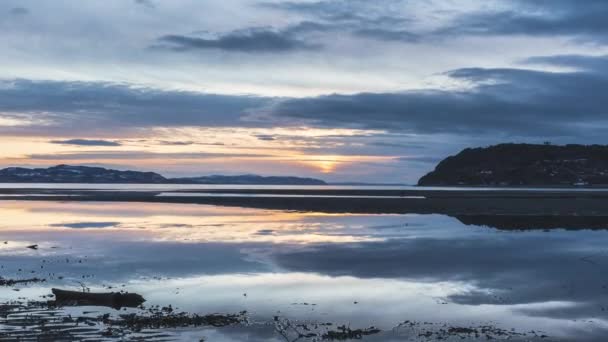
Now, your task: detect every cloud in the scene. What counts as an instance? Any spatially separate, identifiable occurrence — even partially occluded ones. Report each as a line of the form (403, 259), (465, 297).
(9, 7), (28, 16)
(266, 0), (608, 45)
(522, 54), (608, 72)
(369, 141), (426, 149)
(156, 140), (195, 146)
(261, 0), (408, 23)
(134, 0), (155, 9)
(272, 230), (608, 322)
(50, 139), (122, 146)
(395, 156), (442, 164)
(437, 0), (608, 43)
(0, 79), (270, 134)
(51, 221), (120, 229)
(260, 0), (419, 43)
(0, 240), (266, 282)
(353, 28), (419, 42)
(147, 0), (608, 63)
(255, 134), (276, 141)
(156, 27), (318, 53)
(25, 151), (272, 161)
(3, 54), (608, 142)
(269, 54), (608, 138)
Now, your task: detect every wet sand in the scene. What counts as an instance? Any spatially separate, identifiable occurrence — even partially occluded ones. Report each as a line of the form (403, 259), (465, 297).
(2, 188), (608, 215)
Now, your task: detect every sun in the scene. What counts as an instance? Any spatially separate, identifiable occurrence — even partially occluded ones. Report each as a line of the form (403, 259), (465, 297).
(296, 155), (343, 174)
(316, 159), (338, 173)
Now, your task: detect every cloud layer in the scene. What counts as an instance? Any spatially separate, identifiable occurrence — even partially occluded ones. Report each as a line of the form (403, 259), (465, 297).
(157, 28), (317, 53)
(269, 54), (608, 138)
(3, 54), (608, 141)
(2, 0), (608, 181)
(50, 139), (122, 146)
(0, 79), (269, 134)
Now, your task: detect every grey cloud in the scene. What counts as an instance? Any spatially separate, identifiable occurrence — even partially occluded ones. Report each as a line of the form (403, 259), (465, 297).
(267, 0), (608, 44)
(369, 142), (426, 149)
(50, 139), (122, 147)
(273, 231), (608, 322)
(156, 1), (419, 57)
(4, 54), (608, 141)
(437, 0), (608, 43)
(0, 79), (270, 134)
(9, 7), (28, 16)
(156, 140), (195, 146)
(159, 0), (608, 51)
(0, 241), (267, 282)
(281, 20), (419, 43)
(396, 156), (442, 164)
(354, 28), (419, 42)
(255, 134), (276, 141)
(134, 0), (155, 9)
(25, 151), (273, 160)
(152, 140), (225, 146)
(51, 221), (120, 229)
(523, 54), (608, 72)
(260, 0), (418, 43)
(260, 0), (359, 18)
(156, 28), (318, 53)
(270, 54), (608, 138)
(260, 0), (406, 22)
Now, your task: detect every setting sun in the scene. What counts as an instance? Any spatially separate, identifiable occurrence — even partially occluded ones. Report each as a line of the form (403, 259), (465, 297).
(316, 159), (339, 173)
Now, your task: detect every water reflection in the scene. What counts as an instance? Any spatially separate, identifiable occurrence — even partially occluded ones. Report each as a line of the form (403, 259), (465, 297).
(1, 201), (608, 340)
(456, 215), (608, 230)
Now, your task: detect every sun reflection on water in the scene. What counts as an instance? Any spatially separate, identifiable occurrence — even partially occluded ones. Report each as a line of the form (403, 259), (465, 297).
(0, 201), (382, 245)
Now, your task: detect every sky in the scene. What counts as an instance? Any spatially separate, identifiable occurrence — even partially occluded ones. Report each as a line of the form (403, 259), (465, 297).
(1, 0), (608, 183)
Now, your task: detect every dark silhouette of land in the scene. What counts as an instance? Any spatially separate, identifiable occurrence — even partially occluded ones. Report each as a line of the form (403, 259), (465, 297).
(3, 188), (608, 219)
(419, 143), (608, 186)
(0, 165), (326, 185)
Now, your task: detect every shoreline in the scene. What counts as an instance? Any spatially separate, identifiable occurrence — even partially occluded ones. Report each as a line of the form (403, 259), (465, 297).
(2, 188), (608, 215)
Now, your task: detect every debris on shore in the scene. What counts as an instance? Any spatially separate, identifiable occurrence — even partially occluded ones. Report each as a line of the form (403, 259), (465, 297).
(52, 288), (146, 309)
(0, 300), (247, 340)
(0, 277), (45, 286)
(105, 305), (247, 330)
(322, 325), (381, 340)
(396, 320), (549, 340)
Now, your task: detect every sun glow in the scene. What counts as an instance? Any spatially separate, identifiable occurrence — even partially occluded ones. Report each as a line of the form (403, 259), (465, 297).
(0, 127), (397, 179)
(291, 154), (394, 174)
(0, 201), (381, 245)
(317, 159), (338, 173)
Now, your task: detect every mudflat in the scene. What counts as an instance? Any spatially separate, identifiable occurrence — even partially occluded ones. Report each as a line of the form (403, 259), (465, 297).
(2, 187), (608, 215)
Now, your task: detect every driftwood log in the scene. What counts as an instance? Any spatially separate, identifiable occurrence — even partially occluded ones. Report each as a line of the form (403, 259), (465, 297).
(52, 288), (145, 309)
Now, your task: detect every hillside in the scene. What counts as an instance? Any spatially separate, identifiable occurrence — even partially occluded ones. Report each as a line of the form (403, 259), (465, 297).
(171, 174), (326, 185)
(418, 144), (608, 186)
(0, 165), (166, 183)
(0, 165), (327, 185)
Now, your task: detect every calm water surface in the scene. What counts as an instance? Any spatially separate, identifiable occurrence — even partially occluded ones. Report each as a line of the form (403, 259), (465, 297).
(1, 182), (607, 191)
(1, 200), (607, 340)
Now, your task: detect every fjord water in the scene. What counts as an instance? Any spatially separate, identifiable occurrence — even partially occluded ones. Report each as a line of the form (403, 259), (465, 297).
(1, 200), (608, 341)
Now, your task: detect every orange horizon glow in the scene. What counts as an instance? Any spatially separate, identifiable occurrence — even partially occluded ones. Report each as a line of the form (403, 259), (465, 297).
(0, 201), (383, 245)
(0, 127), (398, 177)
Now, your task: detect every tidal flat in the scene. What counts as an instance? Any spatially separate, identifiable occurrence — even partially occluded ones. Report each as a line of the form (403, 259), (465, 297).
(1, 188), (608, 341)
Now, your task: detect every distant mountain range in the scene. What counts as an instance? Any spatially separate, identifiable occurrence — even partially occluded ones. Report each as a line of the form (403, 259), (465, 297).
(172, 174), (326, 185)
(418, 143), (608, 186)
(0, 165), (327, 185)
